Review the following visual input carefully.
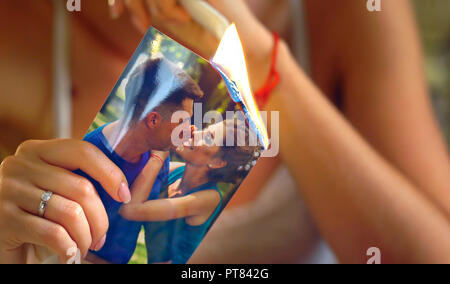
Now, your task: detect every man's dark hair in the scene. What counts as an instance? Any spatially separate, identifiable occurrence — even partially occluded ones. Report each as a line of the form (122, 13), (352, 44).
(124, 57), (204, 125)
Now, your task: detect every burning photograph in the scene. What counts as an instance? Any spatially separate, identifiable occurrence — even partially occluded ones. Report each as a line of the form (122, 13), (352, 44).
(79, 27), (266, 264)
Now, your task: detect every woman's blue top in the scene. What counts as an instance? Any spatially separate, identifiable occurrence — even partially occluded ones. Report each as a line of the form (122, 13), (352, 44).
(145, 166), (223, 264)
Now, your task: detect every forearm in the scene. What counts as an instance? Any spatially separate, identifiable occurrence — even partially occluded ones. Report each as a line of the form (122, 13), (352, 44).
(337, 0), (450, 216)
(266, 42), (450, 263)
(129, 158), (164, 203)
(120, 199), (181, 222)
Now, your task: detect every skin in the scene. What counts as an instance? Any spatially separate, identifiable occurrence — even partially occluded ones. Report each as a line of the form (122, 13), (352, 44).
(0, 139), (130, 263)
(0, 0), (449, 263)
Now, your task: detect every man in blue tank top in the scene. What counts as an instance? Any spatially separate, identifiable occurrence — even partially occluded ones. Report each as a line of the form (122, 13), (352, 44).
(79, 57), (204, 264)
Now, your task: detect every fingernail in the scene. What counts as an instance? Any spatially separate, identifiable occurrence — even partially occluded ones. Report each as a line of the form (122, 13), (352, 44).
(92, 235), (107, 252)
(118, 182), (131, 204)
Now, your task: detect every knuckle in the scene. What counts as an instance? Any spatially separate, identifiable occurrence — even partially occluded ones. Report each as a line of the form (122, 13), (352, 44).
(0, 202), (19, 233)
(79, 141), (96, 159)
(0, 159), (27, 200)
(45, 224), (68, 244)
(0, 177), (16, 199)
(62, 201), (84, 223)
(75, 178), (96, 200)
(15, 140), (40, 155)
(0, 200), (17, 215)
(0, 156), (18, 174)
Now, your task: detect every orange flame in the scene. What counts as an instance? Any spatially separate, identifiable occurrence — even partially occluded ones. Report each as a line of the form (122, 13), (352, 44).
(211, 24), (270, 149)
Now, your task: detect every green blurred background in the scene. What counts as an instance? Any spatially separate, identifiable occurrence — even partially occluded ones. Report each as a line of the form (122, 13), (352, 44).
(414, 0), (450, 143)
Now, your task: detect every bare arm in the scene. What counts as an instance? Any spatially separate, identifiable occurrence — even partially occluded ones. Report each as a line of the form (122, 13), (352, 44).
(120, 155), (221, 223)
(126, 157), (165, 204)
(119, 189), (221, 222)
(269, 46), (450, 264)
(263, 0), (450, 263)
(124, 157), (185, 205)
(306, 0), (450, 216)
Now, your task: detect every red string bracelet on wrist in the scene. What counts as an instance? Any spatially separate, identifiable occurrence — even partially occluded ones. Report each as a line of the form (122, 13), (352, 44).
(254, 32), (281, 109)
(151, 153), (165, 165)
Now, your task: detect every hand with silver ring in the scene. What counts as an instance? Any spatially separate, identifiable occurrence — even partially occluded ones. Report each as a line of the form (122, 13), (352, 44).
(0, 139), (131, 264)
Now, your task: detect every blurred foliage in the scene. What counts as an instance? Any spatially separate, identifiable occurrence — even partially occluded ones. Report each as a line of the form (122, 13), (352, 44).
(128, 240), (147, 264)
(413, 0), (450, 144)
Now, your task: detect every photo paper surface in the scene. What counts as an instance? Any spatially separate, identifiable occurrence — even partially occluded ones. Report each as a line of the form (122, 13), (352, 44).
(81, 27), (267, 264)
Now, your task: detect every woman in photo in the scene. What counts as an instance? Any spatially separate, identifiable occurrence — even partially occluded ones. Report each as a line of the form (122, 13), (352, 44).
(119, 119), (259, 263)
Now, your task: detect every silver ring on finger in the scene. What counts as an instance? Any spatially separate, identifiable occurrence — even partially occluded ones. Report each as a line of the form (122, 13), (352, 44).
(38, 191), (53, 218)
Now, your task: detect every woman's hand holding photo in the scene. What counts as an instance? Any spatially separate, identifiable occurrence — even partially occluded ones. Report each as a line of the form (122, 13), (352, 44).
(0, 139), (130, 264)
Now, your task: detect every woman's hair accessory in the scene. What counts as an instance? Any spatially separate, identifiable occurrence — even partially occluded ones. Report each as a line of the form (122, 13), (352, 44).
(237, 149), (262, 172)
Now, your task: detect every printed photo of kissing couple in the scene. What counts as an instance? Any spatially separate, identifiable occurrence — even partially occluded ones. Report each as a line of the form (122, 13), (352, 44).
(78, 28), (264, 264)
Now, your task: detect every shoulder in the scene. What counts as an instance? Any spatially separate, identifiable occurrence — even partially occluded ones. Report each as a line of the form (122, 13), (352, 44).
(184, 188), (222, 224)
(190, 188), (222, 208)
